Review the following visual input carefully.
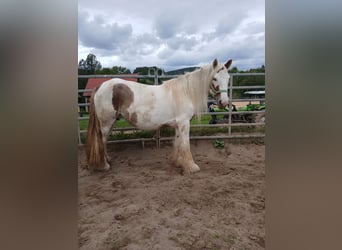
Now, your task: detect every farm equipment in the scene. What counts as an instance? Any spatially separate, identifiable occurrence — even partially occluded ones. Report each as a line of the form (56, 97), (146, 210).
(208, 90), (265, 124)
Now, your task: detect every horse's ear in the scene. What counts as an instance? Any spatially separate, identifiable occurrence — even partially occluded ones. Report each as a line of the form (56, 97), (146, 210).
(212, 58), (218, 69)
(225, 59), (232, 69)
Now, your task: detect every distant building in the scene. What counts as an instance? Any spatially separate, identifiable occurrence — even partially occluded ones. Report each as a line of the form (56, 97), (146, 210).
(81, 75), (138, 112)
(83, 75), (138, 97)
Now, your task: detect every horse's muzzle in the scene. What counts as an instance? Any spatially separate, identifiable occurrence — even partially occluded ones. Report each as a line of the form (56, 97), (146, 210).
(218, 100), (228, 109)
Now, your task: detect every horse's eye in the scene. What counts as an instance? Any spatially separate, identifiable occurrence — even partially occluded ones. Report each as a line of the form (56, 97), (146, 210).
(213, 77), (217, 81)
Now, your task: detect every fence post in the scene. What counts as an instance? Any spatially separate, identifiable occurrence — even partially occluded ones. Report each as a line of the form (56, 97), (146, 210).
(228, 75), (233, 135)
(148, 67), (164, 148)
(78, 119), (82, 145)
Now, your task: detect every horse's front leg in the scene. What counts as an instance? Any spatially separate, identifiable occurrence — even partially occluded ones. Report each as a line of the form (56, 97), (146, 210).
(173, 128), (181, 168)
(174, 121), (200, 174)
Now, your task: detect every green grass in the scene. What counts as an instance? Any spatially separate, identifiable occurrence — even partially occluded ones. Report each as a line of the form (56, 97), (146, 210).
(191, 115), (212, 125)
(79, 113), (213, 130)
(79, 114), (131, 130)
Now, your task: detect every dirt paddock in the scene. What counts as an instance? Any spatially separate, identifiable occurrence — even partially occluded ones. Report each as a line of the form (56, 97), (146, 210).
(78, 140), (265, 250)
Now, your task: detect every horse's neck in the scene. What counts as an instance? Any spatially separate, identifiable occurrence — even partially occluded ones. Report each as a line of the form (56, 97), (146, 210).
(189, 66), (212, 96)
(194, 65), (212, 87)
(162, 65), (213, 99)
(180, 66), (213, 117)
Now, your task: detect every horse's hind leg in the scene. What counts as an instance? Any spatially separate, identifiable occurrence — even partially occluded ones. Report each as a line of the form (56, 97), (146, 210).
(99, 118), (116, 171)
(174, 121), (200, 174)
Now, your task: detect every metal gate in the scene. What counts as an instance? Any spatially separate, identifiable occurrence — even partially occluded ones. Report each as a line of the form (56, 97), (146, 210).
(78, 71), (265, 146)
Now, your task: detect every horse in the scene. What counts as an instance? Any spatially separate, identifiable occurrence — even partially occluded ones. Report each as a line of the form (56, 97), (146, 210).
(86, 58), (232, 174)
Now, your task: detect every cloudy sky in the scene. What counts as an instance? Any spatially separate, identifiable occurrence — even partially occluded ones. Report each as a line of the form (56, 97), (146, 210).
(78, 0), (264, 72)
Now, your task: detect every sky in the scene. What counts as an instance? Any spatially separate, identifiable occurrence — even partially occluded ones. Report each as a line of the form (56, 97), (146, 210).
(78, 0), (265, 72)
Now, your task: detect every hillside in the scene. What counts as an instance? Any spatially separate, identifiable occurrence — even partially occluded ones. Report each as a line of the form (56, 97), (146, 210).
(165, 67), (200, 75)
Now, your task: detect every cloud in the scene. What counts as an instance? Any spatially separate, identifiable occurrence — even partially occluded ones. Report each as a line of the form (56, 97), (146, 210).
(153, 7), (199, 39)
(78, 0), (265, 71)
(166, 35), (199, 50)
(154, 11), (184, 39)
(134, 33), (162, 55)
(78, 10), (133, 51)
(240, 21), (265, 35)
(216, 11), (248, 35)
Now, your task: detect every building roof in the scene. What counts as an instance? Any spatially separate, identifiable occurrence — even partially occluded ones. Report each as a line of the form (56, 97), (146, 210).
(244, 90), (265, 95)
(83, 75), (138, 97)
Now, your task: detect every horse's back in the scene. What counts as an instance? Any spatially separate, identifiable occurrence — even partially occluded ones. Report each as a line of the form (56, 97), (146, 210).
(93, 77), (195, 130)
(97, 78), (159, 95)
(94, 78), (145, 105)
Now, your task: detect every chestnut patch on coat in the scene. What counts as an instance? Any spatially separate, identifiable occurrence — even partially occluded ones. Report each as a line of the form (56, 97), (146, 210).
(112, 84), (134, 111)
(129, 112), (138, 126)
(112, 84), (137, 125)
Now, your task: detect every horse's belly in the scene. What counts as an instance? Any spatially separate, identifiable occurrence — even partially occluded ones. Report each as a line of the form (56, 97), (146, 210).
(134, 111), (176, 130)
(124, 90), (180, 130)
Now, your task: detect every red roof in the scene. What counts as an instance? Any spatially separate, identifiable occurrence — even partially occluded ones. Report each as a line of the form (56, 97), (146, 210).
(83, 75), (138, 97)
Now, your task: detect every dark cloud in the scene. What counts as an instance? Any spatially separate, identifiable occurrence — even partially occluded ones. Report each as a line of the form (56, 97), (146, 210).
(78, 10), (132, 50)
(166, 36), (199, 50)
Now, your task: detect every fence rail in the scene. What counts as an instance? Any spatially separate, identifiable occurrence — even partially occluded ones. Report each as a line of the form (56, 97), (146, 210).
(78, 71), (265, 146)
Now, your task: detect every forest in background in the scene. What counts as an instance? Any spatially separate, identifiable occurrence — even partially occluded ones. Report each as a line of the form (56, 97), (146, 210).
(78, 54), (265, 98)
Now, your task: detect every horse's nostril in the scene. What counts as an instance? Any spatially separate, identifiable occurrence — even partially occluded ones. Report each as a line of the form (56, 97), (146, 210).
(218, 100), (227, 108)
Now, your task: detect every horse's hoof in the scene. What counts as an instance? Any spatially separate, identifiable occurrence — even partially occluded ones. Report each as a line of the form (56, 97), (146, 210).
(182, 164), (200, 175)
(192, 164), (200, 173)
(103, 162), (111, 171)
(173, 161), (182, 168)
(93, 163), (111, 172)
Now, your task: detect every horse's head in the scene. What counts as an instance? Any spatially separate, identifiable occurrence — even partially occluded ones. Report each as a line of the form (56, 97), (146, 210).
(209, 58), (232, 108)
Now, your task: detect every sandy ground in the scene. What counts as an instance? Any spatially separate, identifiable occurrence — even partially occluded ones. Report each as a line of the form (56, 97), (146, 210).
(78, 140), (265, 250)
(233, 101), (261, 108)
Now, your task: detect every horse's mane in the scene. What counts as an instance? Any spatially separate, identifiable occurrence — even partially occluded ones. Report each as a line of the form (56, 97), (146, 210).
(164, 65), (214, 120)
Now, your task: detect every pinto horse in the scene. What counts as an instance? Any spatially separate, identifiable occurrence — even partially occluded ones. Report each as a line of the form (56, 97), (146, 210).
(86, 58), (232, 174)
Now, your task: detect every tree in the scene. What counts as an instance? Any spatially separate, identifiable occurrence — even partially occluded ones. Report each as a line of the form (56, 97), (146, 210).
(133, 66), (150, 75)
(228, 66), (239, 73)
(78, 54), (103, 113)
(232, 65), (266, 98)
(111, 66), (131, 74)
(78, 53), (102, 73)
(78, 53), (102, 91)
(97, 67), (111, 75)
(133, 66), (164, 85)
(96, 66), (131, 75)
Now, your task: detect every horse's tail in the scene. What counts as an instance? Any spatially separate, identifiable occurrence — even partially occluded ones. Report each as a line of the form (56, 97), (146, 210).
(86, 89), (105, 169)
